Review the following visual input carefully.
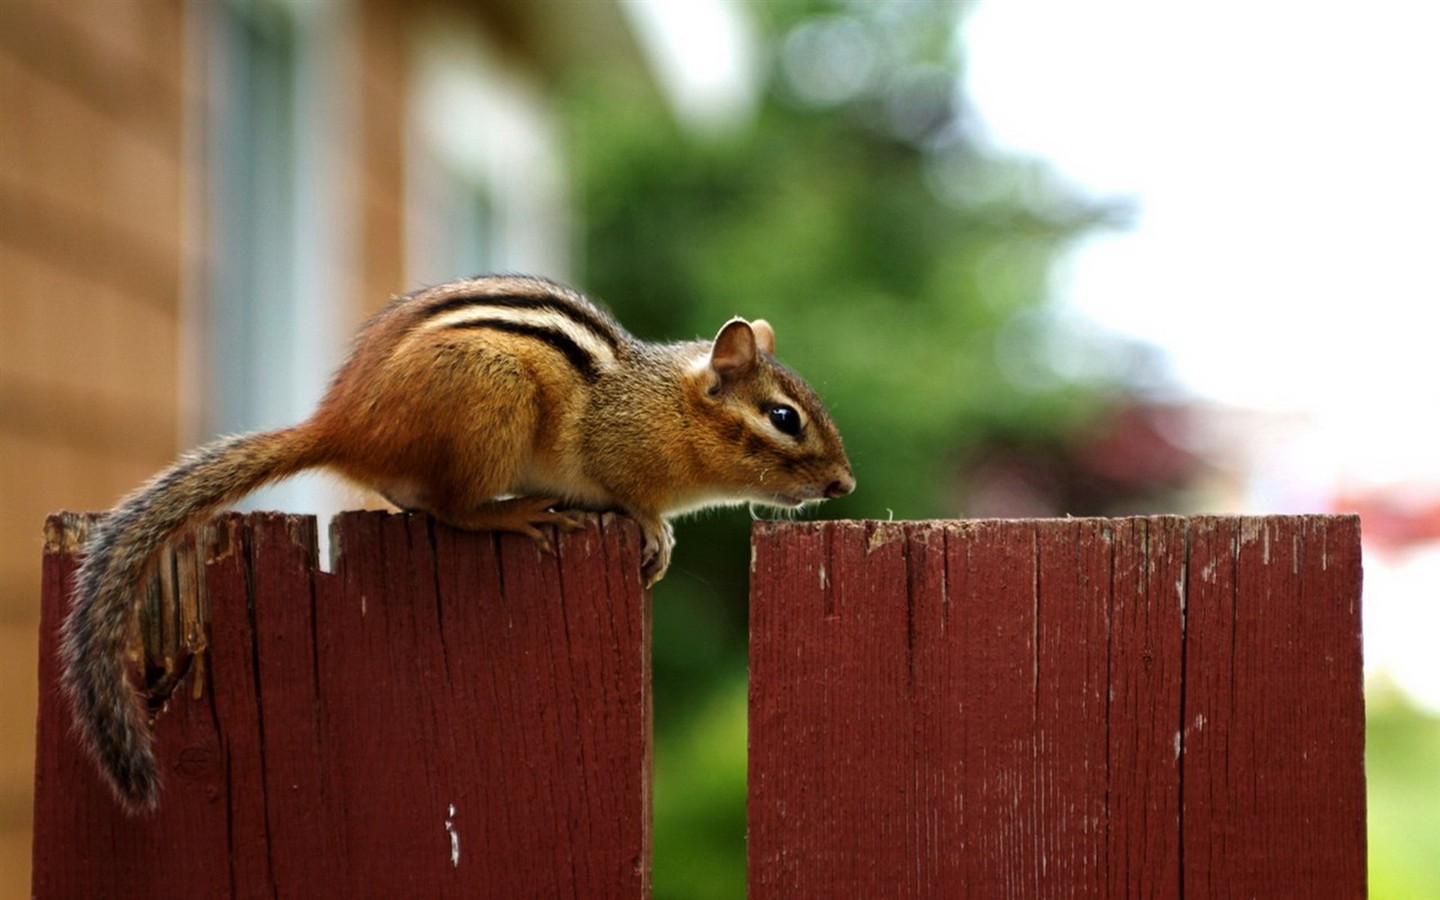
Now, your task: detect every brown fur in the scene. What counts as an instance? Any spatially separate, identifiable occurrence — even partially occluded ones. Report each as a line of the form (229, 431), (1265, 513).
(62, 274), (853, 812)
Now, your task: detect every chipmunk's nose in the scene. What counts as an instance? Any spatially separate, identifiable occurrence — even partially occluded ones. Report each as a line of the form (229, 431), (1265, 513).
(824, 471), (856, 499)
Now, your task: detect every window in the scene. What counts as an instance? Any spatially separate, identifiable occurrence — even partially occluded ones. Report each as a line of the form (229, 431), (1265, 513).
(198, 0), (352, 520)
(405, 18), (569, 286)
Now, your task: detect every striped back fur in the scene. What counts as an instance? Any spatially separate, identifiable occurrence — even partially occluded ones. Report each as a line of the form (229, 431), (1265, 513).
(399, 276), (629, 383)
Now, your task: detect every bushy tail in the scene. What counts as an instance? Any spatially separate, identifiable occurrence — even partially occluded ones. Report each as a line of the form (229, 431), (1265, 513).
(60, 426), (325, 813)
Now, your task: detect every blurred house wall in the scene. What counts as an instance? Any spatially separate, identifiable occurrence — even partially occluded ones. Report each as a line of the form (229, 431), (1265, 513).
(0, 1), (188, 886)
(0, 1), (641, 895)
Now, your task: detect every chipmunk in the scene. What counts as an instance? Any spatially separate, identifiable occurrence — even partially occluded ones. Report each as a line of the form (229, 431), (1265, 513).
(61, 274), (854, 813)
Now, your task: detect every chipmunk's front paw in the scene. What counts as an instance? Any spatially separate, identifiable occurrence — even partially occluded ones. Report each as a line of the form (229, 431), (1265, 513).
(638, 520), (675, 587)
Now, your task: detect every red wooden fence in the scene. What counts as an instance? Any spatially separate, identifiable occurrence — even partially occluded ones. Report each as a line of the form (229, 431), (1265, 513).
(33, 514), (1365, 898)
(749, 516), (1366, 898)
(33, 511), (651, 899)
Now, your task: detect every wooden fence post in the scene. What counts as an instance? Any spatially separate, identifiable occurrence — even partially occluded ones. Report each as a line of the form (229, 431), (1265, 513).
(33, 511), (652, 899)
(748, 516), (1366, 898)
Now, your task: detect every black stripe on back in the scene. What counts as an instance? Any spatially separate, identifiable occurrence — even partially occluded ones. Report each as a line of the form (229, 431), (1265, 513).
(444, 319), (602, 382)
(422, 293), (623, 353)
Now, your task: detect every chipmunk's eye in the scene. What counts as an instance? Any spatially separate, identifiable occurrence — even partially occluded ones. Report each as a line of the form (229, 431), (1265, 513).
(767, 404), (802, 436)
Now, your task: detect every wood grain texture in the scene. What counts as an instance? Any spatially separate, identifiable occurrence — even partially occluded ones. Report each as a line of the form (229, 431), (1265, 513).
(33, 510), (650, 899)
(748, 516), (1364, 899)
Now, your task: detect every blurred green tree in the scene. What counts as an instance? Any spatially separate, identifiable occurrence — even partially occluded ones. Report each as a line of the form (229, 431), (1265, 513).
(560, 2), (1157, 896)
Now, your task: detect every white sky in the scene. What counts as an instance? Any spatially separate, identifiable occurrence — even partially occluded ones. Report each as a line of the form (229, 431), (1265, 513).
(963, 0), (1439, 462)
(963, 0), (1440, 709)
(621, 0), (760, 136)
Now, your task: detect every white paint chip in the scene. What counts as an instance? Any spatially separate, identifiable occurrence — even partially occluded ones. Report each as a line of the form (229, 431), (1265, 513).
(445, 804), (460, 868)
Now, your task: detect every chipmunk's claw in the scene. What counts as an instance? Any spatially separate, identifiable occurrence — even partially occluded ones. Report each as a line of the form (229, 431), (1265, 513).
(433, 497), (586, 553)
(509, 499), (589, 554)
(637, 519), (675, 587)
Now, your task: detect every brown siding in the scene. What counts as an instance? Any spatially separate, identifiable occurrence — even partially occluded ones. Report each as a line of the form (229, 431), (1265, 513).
(358, 0), (408, 313)
(0, 2), (187, 897)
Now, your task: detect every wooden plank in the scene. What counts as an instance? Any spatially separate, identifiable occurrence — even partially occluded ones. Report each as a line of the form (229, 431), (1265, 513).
(747, 514), (830, 894)
(1182, 516), (1366, 897)
(33, 511), (650, 898)
(199, 513), (275, 896)
(820, 521), (913, 894)
(748, 516), (1365, 899)
(246, 513), (344, 890)
(905, 522), (961, 891)
(951, 519), (1040, 896)
(1032, 518), (1110, 891)
(32, 513), (241, 898)
(1106, 517), (1184, 898)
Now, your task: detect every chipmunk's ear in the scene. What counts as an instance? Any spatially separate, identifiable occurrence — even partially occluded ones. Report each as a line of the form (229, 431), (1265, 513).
(709, 317), (759, 381)
(750, 318), (775, 355)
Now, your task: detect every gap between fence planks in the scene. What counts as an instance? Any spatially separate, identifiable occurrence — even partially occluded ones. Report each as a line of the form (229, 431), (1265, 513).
(748, 516), (1366, 899)
(33, 510), (652, 900)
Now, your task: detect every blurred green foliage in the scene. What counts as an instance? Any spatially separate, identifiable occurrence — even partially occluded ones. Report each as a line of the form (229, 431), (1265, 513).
(1367, 684), (1440, 899)
(568, 3), (1131, 527)
(559, 1), (1132, 896)
(558, 1), (1434, 896)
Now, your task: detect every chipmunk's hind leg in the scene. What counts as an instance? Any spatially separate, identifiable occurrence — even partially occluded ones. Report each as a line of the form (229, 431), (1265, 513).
(429, 497), (587, 553)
